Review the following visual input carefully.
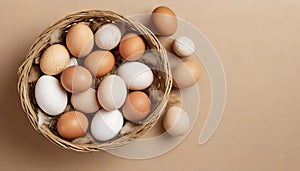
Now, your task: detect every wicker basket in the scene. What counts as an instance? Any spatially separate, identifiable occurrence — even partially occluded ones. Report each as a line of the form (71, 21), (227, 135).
(17, 10), (172, 152)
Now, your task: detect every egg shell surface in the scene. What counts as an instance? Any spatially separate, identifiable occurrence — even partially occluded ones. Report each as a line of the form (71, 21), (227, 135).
(117, 62), (153, 90)
(97, 75), (127, 111)
(66, 23), (94, 58)
(61, 66), (93, 93)
(163, 106), (190, 137)
(94, 23), (122, 50)
(57, 110), (89, 140)
(40, 44), (70, 75)
(71, 88), (101, 114)
(35, 75), (67, 116)
(91, 109), (124, 141)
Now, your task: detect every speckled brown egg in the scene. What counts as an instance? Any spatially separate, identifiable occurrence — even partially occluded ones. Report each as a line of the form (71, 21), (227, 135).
(40, 44), (70, 75)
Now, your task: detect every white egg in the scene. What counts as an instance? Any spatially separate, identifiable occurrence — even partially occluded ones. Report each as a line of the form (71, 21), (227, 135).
(117, 62), (154, 90)
(97, 75), (127, 111)
(91, 109), (124, 141)
(35, 75), (67, 116)
(173, 36), (195, 57)
(65, 57), (78, 68)
(94, 24), (122, 50)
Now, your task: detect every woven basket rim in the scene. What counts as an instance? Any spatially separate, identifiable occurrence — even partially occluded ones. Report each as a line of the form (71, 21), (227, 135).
(17, 9), (172, 152)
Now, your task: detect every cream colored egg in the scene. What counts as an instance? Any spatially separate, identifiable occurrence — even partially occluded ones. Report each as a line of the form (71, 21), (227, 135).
(71, 88), (101, 113)
(95, 23), (121, 50)
(173, 36), (195, 57)
(40, 44), (70, 75)
(117, 62), (153, 90)
(163, 106), (190, 137)
(97, 75), (127, 111)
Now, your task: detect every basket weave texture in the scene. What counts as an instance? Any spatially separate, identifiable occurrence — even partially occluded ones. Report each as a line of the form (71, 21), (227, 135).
(17, 10), (172, 152)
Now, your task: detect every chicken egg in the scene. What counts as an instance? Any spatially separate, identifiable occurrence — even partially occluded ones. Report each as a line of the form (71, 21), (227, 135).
(172, 60), (201, 88)
(40, 44), (70, 75)
(71, 88), (101, 114)
(57, 110), (89, 140)
(173, 36), (195, 57)
(97, 75), (127, 111)
(61, 66), (92, 93)
(66, 23), (94, 58)
(95, 23), (121, 50)
(117, 62), (153, 90)
(84, 50), (115, 77)
(119, 33), (145, 61)
(35, 75), (67, 116)
(91, 109), (124, 141)
(122, 91), (151, 123)
(151, 6), (177, 36)
(163, 106), (190, 137)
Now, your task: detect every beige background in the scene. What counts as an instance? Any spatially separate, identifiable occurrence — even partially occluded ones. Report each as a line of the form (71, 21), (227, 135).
(1, 0), (300, 170)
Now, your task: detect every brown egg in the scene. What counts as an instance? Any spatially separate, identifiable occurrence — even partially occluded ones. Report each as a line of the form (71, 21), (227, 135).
(151, 6), (178, 36)
(61, 66), (92, 93)
(66, 23), (94, 58)
(172, 60), (201, 88)
(40, 44), (70, 75)
(122, 91), (151, 123)
(57, 111), (88, 140)
(71, 88), (101, 113)
(163, 106), (190, 137)
(84, 50), (115, 77)
(119, 33), (145, 61)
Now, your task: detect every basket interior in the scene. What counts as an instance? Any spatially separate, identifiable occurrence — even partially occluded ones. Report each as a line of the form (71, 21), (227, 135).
(18, 10), (172, 151)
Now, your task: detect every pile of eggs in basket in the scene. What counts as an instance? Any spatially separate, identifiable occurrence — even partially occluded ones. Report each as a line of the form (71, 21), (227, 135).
(34, 6), (201, 142)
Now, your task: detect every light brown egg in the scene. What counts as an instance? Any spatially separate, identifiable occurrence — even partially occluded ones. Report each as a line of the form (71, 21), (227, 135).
(122, 91), (151, 123)
(71, 88), (101, 114)
(163, 106), (190, 137)
(57, 111), (88, 140)
(151, 6), (178, 36)
(84, 50), (115, 77)
(97, 75), (127, 111)
(40, 44), (70, 75)
(66, 23), (94, 58)
(61, 66), (92, 93)
(119, 33), (145, 61)
(172, 60), (201, 88)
